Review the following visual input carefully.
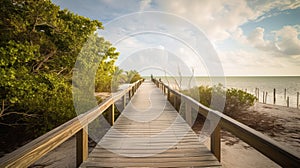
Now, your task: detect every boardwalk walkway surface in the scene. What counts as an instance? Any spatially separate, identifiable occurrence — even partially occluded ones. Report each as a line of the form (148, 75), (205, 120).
(80, 80), (221, 167)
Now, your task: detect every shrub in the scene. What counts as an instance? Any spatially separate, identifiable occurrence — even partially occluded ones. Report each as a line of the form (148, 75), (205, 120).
(182, 85), (257, 117)
(225, 88), (257, 116)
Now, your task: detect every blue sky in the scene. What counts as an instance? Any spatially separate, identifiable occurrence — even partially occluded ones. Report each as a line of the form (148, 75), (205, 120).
(52, 0), (300, 76)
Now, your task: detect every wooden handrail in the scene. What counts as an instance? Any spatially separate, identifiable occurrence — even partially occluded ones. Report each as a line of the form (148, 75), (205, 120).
(0, 79), (144, 168)
(152, 78), (300, 167)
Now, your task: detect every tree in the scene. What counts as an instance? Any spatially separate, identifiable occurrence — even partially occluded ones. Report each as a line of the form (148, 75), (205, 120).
(125, 70), (143, 83)
(0, 0), (119, 153)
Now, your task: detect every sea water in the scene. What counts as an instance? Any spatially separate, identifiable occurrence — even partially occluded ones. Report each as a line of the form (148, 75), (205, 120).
(157, 76), (300, 108)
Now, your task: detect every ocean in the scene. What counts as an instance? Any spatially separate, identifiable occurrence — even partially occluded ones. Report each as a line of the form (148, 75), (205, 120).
(154, 76), (300, 108)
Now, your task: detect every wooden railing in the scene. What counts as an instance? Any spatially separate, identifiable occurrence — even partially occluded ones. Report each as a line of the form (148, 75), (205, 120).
(152, 78), (300, 167)
(0, 80), (143, 168)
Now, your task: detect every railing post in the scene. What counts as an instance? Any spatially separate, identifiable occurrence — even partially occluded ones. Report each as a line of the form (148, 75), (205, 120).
(133, 85), (136, 95)
(273, 88), (276, 104)
(107, 104), (115, 126)
(185, 101), (192, 126)
(123, 95), (126, 109)
(167, 87), (170, 101)
(211, 124), (221, 161)
(284, 88), (287, 100)
(173, 93), (177, 109)
(76, 126), (88, 167)
(297, 92), (299, 109)
(176, 95), (181, 111)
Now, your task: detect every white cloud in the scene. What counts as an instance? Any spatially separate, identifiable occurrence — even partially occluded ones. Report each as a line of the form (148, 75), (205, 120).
(249, 0), (300, 14)
(239, 25), (300, 57)
(247, 27), (277, 51)
(153, 0), (300, 43)
(156, 0), (254, 42)
(139, 0), (152, 11)
(218, 49), (299, 76)
(274, 25), (300, 56)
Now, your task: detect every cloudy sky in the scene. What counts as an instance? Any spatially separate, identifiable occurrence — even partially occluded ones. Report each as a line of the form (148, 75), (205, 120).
(52, 0), (300, 76)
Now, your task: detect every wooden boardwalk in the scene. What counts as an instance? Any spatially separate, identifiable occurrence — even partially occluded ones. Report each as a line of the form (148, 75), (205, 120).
(80, 81), (221, 167)
(1, 80), (298, 167)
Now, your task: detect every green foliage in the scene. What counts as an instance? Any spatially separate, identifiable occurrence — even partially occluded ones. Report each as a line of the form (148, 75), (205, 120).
(95, 46), (119, 92)
(0, 0), (119, 151)
(125, 70), (143, 83)
(225, 88), (257, 116)
(183, 85), (257, 117)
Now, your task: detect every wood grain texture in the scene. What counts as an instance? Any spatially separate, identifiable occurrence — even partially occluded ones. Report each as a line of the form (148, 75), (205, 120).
(80, 81), (221, 168)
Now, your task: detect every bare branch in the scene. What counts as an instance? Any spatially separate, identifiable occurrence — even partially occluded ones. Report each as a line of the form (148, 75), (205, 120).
(0, 122), (28, 127)
(0, 111), (37, 118)
(172, 64), (182, 91)
(164, 69), (170, 87)
(0, 100), (4, 116)
(57, 67), (67, 75)
(188, 68), (195, 89)
(177, 65), (182, 90)
(35, 22), (56, 29)
(34, 50), (56, 72)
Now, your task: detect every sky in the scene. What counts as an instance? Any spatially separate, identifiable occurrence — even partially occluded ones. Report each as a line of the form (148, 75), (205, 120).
(52, 0), (300, 76)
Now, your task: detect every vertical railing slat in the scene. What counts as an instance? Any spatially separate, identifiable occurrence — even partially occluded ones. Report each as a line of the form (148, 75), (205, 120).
(76, 126), (88, 167)
(211, 124), (221, 161)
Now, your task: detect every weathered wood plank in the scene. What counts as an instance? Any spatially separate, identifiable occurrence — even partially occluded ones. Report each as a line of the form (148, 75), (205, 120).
(81, 160), (221, 167)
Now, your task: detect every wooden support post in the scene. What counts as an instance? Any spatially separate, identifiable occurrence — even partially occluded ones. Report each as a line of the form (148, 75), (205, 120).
(185, 102), (192, 126)
(76, 126), (88, 167)
(265, 92), (268, 104)
(263, 91), (265, 104)
(211, 124), (221, 161)
(167, 88), (170, 101)
(173, 94), (177, 109)
(284, 88), (287, 100)
(297, 92), (299, 109)
(123, 95), (126, 109)
(177, 97), (181, 111)
(287, 96), (289, 108)
(132, 87), (134, 96)
(165, 85), (167, 95)
(134, 85), (137, 93)
(107, 104), (115, 126)
(129, 90), (132, 100)
(273, 88), (276, 104)
(257, 88), (259, 101)
(255, 88), (257, 97)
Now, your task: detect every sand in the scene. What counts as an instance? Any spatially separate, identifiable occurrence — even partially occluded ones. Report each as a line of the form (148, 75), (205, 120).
(194, 102), (299, 168)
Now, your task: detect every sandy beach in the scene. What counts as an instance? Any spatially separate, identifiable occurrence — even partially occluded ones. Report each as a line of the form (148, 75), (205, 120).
(200, 102), (300, 168)
(30, 102), (299, 167)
